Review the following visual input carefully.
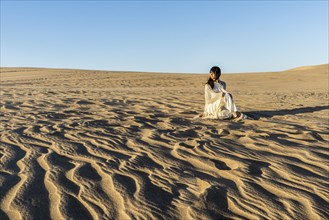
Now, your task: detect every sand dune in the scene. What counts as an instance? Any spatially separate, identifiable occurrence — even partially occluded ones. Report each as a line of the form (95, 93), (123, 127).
(0, 64), (328, 219)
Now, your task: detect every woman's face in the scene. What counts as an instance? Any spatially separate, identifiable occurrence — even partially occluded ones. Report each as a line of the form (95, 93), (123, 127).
(210, 71), (216, 80)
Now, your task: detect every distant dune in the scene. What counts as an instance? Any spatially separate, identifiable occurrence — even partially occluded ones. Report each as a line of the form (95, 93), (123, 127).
(0, 64), (328, 219)
(284, 63), (328, 72)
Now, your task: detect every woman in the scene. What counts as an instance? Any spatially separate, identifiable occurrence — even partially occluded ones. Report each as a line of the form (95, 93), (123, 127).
(198, 66), (243, 119)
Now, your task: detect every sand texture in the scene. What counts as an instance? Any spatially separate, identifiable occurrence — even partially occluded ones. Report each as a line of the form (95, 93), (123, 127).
(0, 64), (328, 219)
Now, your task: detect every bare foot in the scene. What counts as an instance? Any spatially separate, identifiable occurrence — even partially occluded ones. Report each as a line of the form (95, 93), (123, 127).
(233, 111), (242, 119)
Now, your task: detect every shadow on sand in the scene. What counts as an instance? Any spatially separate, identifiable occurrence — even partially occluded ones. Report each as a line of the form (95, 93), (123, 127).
(244, 105), (329, 120)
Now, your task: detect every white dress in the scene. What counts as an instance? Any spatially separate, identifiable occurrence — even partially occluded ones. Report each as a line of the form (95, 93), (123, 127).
(203, 81), (238, 119)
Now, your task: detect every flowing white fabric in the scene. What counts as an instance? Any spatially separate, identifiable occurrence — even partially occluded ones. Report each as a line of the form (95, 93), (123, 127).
(203, 81), (238, 119)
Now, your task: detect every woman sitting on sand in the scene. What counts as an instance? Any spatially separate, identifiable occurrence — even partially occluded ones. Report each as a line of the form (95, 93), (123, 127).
(198, 66), (243, 119)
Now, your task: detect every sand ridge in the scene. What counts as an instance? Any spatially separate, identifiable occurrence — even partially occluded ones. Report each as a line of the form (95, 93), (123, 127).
(0, 64), (328, 219)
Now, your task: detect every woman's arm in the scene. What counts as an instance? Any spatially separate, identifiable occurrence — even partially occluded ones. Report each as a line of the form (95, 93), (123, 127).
(221, 81), (227, 90)
(205, 84), (223, 105)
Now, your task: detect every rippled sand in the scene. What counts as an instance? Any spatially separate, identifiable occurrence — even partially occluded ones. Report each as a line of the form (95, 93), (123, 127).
(0, 64), (328, 219)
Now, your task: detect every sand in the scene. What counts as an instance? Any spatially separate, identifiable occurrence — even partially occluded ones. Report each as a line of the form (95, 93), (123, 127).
(0, 64), (328, 220)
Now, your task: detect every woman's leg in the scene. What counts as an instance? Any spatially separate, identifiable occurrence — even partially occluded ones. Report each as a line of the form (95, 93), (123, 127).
(223, 93), (238, 114)
(223, 93), (244, 118)
(203, 92), (241, 119)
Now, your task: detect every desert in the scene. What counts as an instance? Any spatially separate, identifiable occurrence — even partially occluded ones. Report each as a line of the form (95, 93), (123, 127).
(0, 64), (328, 219)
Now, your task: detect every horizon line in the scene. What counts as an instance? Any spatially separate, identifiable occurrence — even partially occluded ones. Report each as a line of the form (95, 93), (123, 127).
(1, 63), (328, 75)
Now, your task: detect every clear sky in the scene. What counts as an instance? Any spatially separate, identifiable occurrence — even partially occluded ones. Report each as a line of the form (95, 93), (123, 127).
(1, 0), (328, 73)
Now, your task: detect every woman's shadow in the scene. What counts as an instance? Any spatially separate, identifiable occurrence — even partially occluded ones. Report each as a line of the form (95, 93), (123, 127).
(244, 105), (329, 120)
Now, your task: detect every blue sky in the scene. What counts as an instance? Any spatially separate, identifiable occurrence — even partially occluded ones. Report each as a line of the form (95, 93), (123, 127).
(1, 0), (328, 73)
